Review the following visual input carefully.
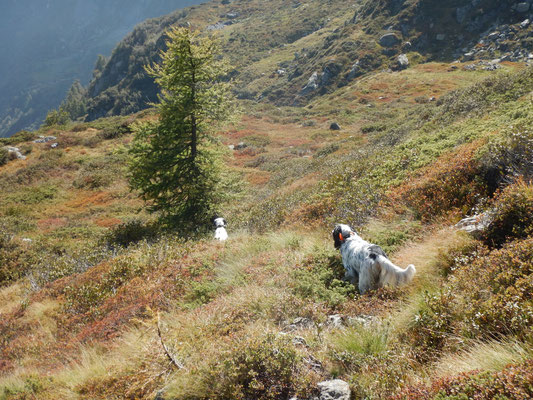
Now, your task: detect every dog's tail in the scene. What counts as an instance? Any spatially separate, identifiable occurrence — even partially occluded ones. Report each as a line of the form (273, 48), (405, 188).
(375, 255), (416, 287)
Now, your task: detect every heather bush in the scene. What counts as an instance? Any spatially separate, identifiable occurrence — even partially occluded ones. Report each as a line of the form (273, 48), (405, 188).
(0, 148), (8, 166)
(394, 360), (533, 400)
(0, 231), (36, 286)
(292, 248), (355, 306)
(392, 141), (488, 221)
(479, 125), (533, 190)
(202, 334), (314, 400)
(104, 219), (159, 248)
(408, 236), (533, 357)
(480, 180), (533, 248)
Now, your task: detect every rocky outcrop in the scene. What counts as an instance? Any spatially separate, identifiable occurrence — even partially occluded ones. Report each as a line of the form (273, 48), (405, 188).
(379, 33), (400, 47)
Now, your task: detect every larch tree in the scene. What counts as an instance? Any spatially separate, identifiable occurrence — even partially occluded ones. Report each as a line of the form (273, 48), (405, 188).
(128, 27), (236, 231)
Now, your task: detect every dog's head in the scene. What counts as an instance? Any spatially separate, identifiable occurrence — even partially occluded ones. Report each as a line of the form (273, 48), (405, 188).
(212, 216), (226, 228)
(332, 224), (355, 249)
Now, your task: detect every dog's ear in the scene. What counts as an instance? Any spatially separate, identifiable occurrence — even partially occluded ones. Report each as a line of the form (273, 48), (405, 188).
(222, 218), (227, 226)
(332, 225), (343, 249)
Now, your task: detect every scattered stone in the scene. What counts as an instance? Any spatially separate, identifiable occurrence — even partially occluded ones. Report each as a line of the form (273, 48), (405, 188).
(463, 52), (475, 61)
(379, 32), (400, 47)
(21, 238), (33, 243)
(317, 380), (351, 400)
(284, 317), (315, 332)
(327, 314), (344, 328)
(227, 144), (235, 150)
(226, 12), (239, 19)
(292, 335), (308, 347)
(234, 142), (247, 150)
(276, 69), (286, 76)
(513, 2), (530, 13)
(487, 31), (500, 40)
(304, 355), (323, 372)
(520, 19), (530, 28)
(397, 53), (409, 69)
(34, 135), (57, 143)
(429, 96), (437, 102)
(329, 122), (341, 131)
(4, 146), (26, 160)
(300, 72), (319, 95)
(50, 143), (59, 148)
(347, 314), (378, 327)
(206, 21), (228, 31)
(402, 41), (412, 51)
(455, 213), (492, 234)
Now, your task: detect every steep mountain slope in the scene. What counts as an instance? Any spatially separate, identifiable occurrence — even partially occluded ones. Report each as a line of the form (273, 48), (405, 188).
(83, 0), (533, 119)
(0, 0), (204, 138)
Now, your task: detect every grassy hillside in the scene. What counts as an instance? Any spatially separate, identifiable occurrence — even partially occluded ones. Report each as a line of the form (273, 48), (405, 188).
(81, 0), (533, 120)
(1, 57), (532, 399)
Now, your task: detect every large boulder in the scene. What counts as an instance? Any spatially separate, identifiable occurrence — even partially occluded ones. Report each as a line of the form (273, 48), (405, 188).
(379, 33), (400, 47)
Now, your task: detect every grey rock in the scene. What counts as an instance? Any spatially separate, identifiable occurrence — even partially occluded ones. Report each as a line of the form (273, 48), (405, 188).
(347, 315), (378, 327)
(228, 144), (235, 150)
(5, 146), (26, 160)
(206, 21), (227, 31)
(317, 380), (351, 400)
(304, 355), (323, 372)
(347, 61), (361, 80)
(50, 143), (59, 148)
(521, 19), (531, 28)
(456, 6), (470, 24)
(455, 213), (492, 234)
(379, 33), (400, 47)
(226, 12), (239, 19)
(34, 135), (57, 143)
(300, 72), (319, 95)
(397, 53), (409, 69)
(487, 31), (500, 40)
(327, 314), (344, 328)
(464, 52), (475, 61)
(284, 317), (315, 332)
(513, 2), (530, 13)
(234, 142), (247, 150)
(402, 41), (412, 51)
(292, 335), (308, 347)
(329, 122), (341, 131)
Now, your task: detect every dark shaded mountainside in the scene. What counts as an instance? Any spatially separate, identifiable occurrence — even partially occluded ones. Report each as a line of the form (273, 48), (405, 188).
(0, 0), (204, 138)
(83, 0), (533, 120)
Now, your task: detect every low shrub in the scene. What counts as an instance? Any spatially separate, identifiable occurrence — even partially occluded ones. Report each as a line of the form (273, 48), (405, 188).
(0, 148), (8, 166)
(292, 248), (355, 307)
(408, 236), (533, 358)
(391, 141), (489, 221)
(0, 231), (36, 286)
(104, 219), (159, 248)
(393, 360), (533, 400)
(479, 125), (533, 191)
(481, 179), (533, 248)
(202, 334), (314, 400)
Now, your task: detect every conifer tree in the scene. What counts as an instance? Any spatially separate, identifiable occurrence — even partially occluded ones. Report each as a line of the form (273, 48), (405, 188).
(128, 27), (235, 230)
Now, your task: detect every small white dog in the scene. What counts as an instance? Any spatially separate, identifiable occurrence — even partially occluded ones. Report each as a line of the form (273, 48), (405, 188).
(212, 216), (228, 241)
(332, 224), (415, 294)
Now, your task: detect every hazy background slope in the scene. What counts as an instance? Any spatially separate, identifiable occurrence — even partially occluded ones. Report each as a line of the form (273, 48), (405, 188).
(0, 0), (204, 138)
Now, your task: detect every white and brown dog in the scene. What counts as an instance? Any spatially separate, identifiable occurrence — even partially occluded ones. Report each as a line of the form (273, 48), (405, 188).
(332, 224), (415, 294)
(212, 216), (228, 241)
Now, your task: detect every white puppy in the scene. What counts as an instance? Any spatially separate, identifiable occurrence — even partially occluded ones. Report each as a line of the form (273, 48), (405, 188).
(213, 217), (228, 241)
(332, 224), (415, 294)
